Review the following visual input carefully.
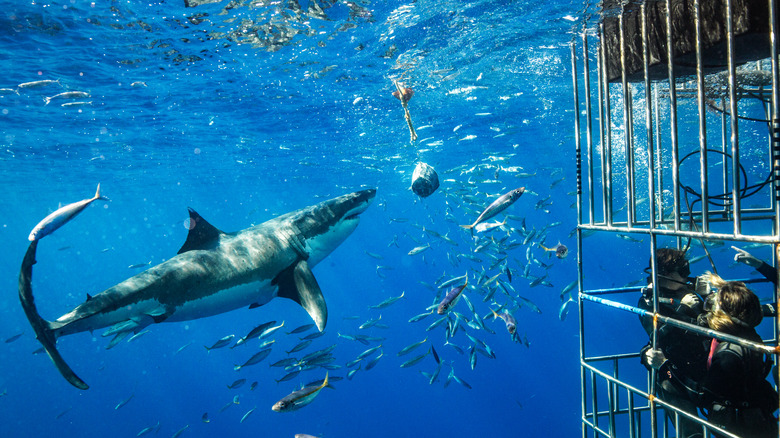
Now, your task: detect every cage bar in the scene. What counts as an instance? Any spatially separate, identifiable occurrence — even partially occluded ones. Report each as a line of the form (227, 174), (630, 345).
(573, 0), (780, 436)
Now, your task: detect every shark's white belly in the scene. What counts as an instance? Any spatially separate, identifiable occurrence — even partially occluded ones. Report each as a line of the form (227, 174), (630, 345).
(164, 280), (276, 323)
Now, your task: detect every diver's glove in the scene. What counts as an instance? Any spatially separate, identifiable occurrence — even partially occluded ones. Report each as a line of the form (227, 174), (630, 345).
(732, 246), (763, 268)
(678, 293), (703, 316)
(644, 348), (668, 370)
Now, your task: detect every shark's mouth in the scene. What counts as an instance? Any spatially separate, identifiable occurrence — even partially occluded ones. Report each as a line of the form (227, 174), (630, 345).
(342, 188), (376, 222)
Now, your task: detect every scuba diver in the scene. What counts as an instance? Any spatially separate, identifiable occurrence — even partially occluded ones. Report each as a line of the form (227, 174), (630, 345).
(645, 277), (778, 437)
(638, 248), (710, 438)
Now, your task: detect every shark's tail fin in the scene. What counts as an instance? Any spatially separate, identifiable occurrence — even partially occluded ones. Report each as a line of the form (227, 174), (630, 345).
(18, 240), (89, 390)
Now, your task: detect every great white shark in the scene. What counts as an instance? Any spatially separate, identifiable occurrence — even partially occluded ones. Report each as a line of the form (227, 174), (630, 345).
(19, 188), (376, 390)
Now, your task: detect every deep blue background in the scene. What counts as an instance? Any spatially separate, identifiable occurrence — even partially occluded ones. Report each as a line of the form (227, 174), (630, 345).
(7, 1), (769, 437)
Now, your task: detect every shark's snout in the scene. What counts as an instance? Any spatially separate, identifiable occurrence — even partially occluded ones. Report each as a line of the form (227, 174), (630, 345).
(345, 188), (376, 220)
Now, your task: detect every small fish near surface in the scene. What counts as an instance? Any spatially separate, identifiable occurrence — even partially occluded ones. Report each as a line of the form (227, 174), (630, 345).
(18, 189), (376, 389)
(272, 373), (329, 412)
(44, 91), (90, 105)
(28, 184), (108, 241)
(18, 79), (60, 89)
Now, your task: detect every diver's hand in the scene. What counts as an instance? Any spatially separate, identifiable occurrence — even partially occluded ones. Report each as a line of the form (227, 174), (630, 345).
(680, 293), (702, 311)
(644, 348), (667, 370)
(732, 246), (762, 268)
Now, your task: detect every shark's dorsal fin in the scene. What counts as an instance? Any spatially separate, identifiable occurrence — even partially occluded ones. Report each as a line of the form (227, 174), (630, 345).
(275, 260), (328, 332)
(178, 208), (224, 254)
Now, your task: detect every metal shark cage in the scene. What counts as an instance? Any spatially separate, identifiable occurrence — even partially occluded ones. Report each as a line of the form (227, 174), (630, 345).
(570, 0), (780, 436)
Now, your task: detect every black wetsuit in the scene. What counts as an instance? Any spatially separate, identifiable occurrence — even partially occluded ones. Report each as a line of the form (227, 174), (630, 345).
(638, 286), (709, 438)
(697, 330), (778, 438)
(756, 261), (779, 286)
(638, 286), (709, 385)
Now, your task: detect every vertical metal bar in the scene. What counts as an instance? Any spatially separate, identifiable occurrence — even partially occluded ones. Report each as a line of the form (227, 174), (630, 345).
(578, 228), (587, 438)
(597, 29), (608, 225)
(571, 33), (593, 438)
(768, 0), (780, 429)
(599, 21), (614, 226)
(694, 0), (709, 232)
(611, 358), (620, 433)
(642, 1), (657, 231)
(666, 0), (681, 234)
(722, 96), (729, 216)
(619, 7), (636, 228)
(584, 32), (596, 226)
(573, 39), (583, 230)
(627, 388), (636, 438)
(725, 0), (741, 235)
(647, 240), (661, 438)
(674, 412), (681, 438)
(607, 379), (616, 437)
(591, 368), (599, 438)
(655, 84), (665, 223)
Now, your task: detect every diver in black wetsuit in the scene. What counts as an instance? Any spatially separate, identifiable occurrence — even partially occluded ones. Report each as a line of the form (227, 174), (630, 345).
(638, 248), (709, 438)
(646, 279), (778, 438)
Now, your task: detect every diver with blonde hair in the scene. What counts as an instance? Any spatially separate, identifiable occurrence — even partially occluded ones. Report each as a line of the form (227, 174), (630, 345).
(646, 277), (778, 437)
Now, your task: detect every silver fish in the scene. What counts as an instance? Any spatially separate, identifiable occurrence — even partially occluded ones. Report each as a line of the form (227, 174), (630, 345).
(408, 244), (431, 256)
(115, 393), (134, 410)
(205, 334), (235, 351)
(559, 298), (576, 321)
(461, 187), (525, 230)
(171, 425), (189, 438)
(44, 91), (90, 105)
(18, 79), (60, 88)
(437, 280), (468, 314)
(397, 337), (427, 356)
(28, 184), (108, 241)
(240, 406), (256, 423)
(272, 373), (329, 412)
(369, 291), (405, 309)
(234, 348), (272, 370)
(400, 347), (431, 368)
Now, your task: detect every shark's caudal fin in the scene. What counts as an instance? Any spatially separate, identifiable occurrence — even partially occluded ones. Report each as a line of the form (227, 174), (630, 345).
(275, 260), (328, 332)
(18, 241), (89, 390)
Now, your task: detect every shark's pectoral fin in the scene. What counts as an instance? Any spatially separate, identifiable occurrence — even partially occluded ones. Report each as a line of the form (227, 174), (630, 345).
(102, 310), (166, 345)
(276, 260), (328, 332)
(177, 208), (225, 254)
(106, 331), (131, 349)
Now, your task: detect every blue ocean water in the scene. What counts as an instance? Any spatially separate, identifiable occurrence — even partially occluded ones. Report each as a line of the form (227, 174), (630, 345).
(0, 1), (592, 437)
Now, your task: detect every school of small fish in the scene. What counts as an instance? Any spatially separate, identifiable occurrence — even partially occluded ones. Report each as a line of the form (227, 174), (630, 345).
(3, 83), (583, 438)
